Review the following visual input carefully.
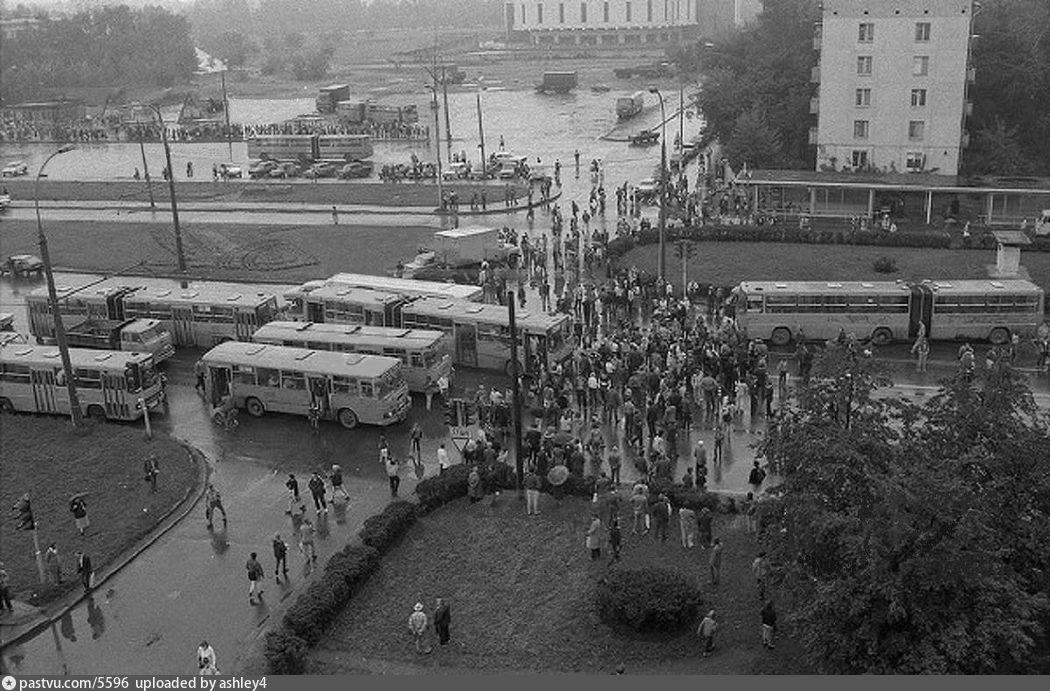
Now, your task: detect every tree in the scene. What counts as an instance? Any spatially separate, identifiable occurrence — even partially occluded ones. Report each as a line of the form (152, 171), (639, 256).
(206, 31), (256, 69)
(723, 107), (785, 170)
(758, 345), (1050, 673)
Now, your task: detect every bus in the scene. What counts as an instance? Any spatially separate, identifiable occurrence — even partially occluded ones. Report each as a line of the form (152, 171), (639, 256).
(0, 344), (164, 421)
(245, 134), (374, 162)
(735, 279), (1046, 346)
(252, 321), (452, 393)
(400, 297), (574, 375)
(200, 341), (410, 429)
(284, 285), (411, 327)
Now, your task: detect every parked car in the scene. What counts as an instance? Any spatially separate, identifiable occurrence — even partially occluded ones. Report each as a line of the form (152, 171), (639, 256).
(248, 160), (279, 179)
(338, 161), (374, 179)
(218, 162), (242, 178)
(269, 162), (300, 179)
(1, 160), (28, 177)
(303, 162), (339, 179)
(1, 254), (44, 278)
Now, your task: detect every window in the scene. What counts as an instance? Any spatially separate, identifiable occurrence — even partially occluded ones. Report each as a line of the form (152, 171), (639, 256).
(2, 363), (30, 384)
(559, 2), (565, 22)
(75, 368), (102, 390)
(360, 380), (375, 398)
(281, 370), (306, 390)
(603, 1), (609, 22)
(908, 120), (925, 141)
(913, 56), (929, 76)
(256, 368), (280, 386)
(858, 22), (874, 42)
(410, 352), (424, 368)
(857, 56), (873, 76)
(332, 376), (358, 395)
(905, 152), (926, 172)
(647, 0), (653, 21)
(521, 3), (525, 23)
(911, 88), (927, 107)
(853, 120), (869, 139)
(855, 88), (871, 107)
(626, 0), (631, 21)
(580, 1), (587, 22)
(915, 22), (931, 42)
(233, 364), (257, 386)
(537, 2), (543, 23)
(851, 150), (869, 169)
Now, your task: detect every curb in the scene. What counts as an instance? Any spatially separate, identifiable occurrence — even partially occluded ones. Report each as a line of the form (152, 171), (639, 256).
(0, 443), (211, 652)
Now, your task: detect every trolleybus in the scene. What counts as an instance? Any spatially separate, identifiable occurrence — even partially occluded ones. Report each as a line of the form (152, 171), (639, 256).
(245, 134), (374, 162)
(252, 321), (452, 393)
(0, 344), (164, 421)
(199, 341), (410, 429)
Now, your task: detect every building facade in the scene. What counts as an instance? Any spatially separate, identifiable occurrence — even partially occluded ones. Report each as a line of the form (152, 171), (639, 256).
(504, 0), (703, 46)
(813, 0), (974, 177)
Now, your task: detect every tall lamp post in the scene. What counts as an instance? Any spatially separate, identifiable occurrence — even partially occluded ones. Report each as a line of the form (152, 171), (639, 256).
(35, 144), (84, 428)
(142, 103), (188, 284)
(649, 87), (668, 280)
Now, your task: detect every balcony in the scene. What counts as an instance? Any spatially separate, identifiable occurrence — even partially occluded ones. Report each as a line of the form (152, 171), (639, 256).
(810, 66), (820, 83)
(808, 126), (819, 145)
(961, 132), (971, 149)
(809, 97), (820, 115)
(966, 67), (976, 84)
(964, 101), (973, 117)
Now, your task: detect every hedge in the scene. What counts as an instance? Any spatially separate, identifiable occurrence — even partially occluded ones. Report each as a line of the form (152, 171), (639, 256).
(263, 628), (309, 674)
(414, 461), (518, 514)
(595, 567), (703, 634)
(359, 501), (419, 553)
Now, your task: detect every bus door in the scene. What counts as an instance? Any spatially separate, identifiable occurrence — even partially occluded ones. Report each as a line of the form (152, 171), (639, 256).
(108, 289), (129, 320)
(30, 368), (58, 413)
(384, 302), (405, 328)
(455, 321), (478, 367)
(171, 306), (195, 346)
(102, 372), (128, 419)
(208, 365), (231, 407)
(307, 300), (325, 323)
(908, 284), (934, 339)
(234, 309), (255, 341)
(364, 308), (386, 326)
(308, 376), (332, 419)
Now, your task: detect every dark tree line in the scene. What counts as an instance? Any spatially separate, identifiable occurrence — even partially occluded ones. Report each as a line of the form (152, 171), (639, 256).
(0, 4), (198, 106)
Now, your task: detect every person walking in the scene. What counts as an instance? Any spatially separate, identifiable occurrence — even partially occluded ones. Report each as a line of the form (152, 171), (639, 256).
(194, 359), (206, 395)
(331, 206), (339, 225)
(308, 472), (328, 514)
(629, 484), (649, 535)
(713, 425), (724, 466)
(678, 506), (697, 548)
(524, 466), (541, 515)
(433, 597), (451, 646)
(298, 518), (317, 563)
(205, 484), (227, 529)
(697, 609), (718, 658)
(748, 461), (767, 494)
(608, 516), (622, 562)
(437, 443), (450, 475)
(586, 515), (603, 560)
(760, 599), (777, 649)
(69, 494), (90, 536)
(651, 493), (671, 543)
(608, 444), (622, 486)
(74, 550), (93, 593)
(752, 551), (770, 600)
(386, 455), (402, 497)
(0, 561), (13, 612)
(467, 466), (482, 503)
(273, 533), (289, 584)
(709, 538), (724, 585)
(246, 551), (265, 604)
(424, 377), (439, 411)
(912, 335), (930, 373)
(44, 543), (62, 585)
(143, 454), (159, 493)
(329, 465), (350, 501)
(408, 602), (431, 655)
(197, 641), (217, 674)
(410, 422), (424, 461)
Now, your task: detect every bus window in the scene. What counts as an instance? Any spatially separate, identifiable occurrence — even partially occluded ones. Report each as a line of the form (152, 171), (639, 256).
(746, 296), (763, 313)
(410, 352), (424, 368)
(76, 368), (102, 389)
(3, 363), (30, 383)
(360, 380), (375, 397)
(234, 364), (257, 385)
(383, 348), (408, 364)
(281, 371), (306, 390)
(125, 365), (141, 392)
(332, 376), (358, 395)
(257, 367), (280, 387)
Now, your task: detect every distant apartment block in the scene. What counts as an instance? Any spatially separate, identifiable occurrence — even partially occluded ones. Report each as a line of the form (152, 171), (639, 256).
(813, 0), (974, 177)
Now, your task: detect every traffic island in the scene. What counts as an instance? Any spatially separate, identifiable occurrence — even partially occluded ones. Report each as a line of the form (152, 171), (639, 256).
(0, 416), (200, 609)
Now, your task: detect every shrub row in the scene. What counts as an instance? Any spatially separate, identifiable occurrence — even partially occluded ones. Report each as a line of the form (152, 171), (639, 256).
(605, 223), (1050, 260)
(595, 567), (703, 634)
(359, 501), (419, 552)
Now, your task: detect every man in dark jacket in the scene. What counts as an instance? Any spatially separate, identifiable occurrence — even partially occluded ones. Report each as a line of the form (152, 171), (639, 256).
(433, 598), (451, 645)
(75, 551), (93, 593)
(273, 533), (289, 584)
(308, 472), (327, 514)
(651, 494), (672, 543)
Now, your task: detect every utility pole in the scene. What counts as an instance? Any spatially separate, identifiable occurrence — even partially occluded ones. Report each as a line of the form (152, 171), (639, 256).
(678, 81), (685, 155)
(476, 91), (487, 180)
(430, 89), (445, 211)
(137, 128), (155, 209)
(35, 145), (83, 429)
(650, 88), (668, 280)
(221, 70), (234, 161)
(147, 104), (188, 286)
(441, 66), (453, 164)
(507, 290), (524, 493)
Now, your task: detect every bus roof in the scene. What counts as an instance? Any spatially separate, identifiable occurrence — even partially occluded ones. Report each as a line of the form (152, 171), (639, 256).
(29, 279), (136, 301)
(434, 227), (500, 239)
(124, 283), (278, 307)
(201, 341), (401, 377)
(254, 321), (445, 347)
(1, 343), (153, 368)
(302, 285), (406, 305)
(740, 279), (1042, 295)
(404, 297), (569, 330)
(324, 273), (483, 301)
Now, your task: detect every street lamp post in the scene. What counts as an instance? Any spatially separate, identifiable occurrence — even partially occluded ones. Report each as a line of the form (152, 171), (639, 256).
(35, 145), (84, 428)
(143, 104), (187, 284)
(649, 87), (668, 281)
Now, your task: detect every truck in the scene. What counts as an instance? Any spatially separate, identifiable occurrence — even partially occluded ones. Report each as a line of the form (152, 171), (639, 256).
(316, 84), (352, 114)
(536, 71), (578, 94)
(616, 91), (646, 120)
(63, 318), (176, 363)
(433, 227), (520, 267)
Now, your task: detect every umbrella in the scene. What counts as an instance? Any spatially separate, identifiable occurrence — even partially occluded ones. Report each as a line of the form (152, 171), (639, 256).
(547, 464), (569, 486)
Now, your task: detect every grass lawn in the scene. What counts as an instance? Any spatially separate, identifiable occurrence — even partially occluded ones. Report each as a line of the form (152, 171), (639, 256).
(310, 496), (809, 674)
(617, 241), (1050, 297)
(0, 416), (198, 603)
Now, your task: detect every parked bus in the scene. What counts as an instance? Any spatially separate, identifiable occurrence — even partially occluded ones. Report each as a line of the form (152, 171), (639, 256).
(0, 344), (164, 421)
(245, 134), (374, 162)
(121, 284), (279, 347)
(199, 341), (409, 429)
(400, 297), (574, 375)
(252, 321), (452, 393)
(287, 273), (482, 302)
(284, 285), (410, 327)
(735, 279), (1045, 346)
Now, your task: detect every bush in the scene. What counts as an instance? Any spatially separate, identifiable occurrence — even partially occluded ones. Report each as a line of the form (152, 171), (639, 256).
(596, 567), (703, 634)
(358, 501), (418, 553)
(414, 462), (517, 513)
(873, 256), (898, 273)
(324, 544), (379, 592)
(282, 578), (350, 644)
(264, 628), (308, 674)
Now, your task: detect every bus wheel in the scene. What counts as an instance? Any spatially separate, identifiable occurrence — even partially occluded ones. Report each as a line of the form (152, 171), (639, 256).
(871, 328), (893, 346)
(87, 405), (107, 421)
(770, 327), (792, 347)
(338, 408), (359, 429)
(0, 398), (14, 414)
(988, 327), (1010, 345)
(245, 397), (265, 418)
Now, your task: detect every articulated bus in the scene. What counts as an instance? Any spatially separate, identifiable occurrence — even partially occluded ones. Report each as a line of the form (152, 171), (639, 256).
(283, 285), (410, 327)
(27, 279), (280, 348)
(0, 344), (164, 421)
(200, 341), (410, 429)
(245, 134), (374, 162)
(283, 273), (482, 319)
(400, 297), (574, 375)
(735, 279), (1046, 346)
(252, 321), (452, 393)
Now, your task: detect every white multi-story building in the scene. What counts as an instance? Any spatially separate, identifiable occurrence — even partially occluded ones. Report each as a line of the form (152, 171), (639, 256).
(813, 0), (975, 177)
(504, 0), (702, 46)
